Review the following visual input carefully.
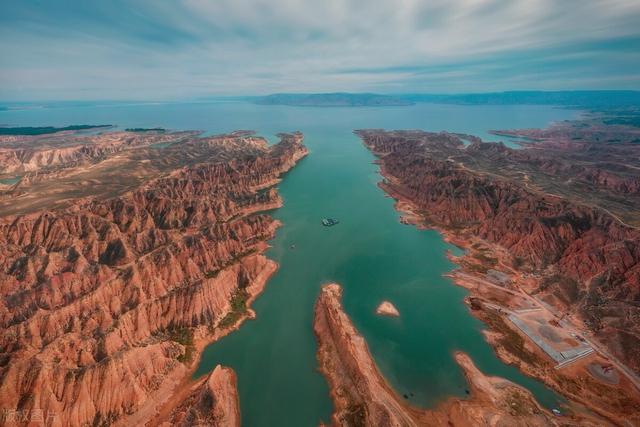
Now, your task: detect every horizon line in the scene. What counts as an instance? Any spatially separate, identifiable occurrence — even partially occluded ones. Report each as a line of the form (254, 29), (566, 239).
(1, 89), (640, 104)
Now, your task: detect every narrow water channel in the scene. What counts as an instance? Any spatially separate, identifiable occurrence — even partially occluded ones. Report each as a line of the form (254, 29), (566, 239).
(193, 106), (577, 427)
(1, 101), (579, 427)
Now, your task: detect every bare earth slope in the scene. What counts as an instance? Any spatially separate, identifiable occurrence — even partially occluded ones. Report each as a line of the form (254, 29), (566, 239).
(0, 130), (194, 175)
(161, 364), (240, 427)
(0, 129), (307, 426)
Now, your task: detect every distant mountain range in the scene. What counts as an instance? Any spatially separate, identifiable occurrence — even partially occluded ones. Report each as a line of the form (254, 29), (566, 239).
(254, 93), (413, 107)
(254, 90), (640, 108)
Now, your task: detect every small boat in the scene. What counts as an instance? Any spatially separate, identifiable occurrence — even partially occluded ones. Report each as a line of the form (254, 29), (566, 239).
(321, 218), (339, 227)
(290, 244), (296, 250)
(552, 408), (562, 416)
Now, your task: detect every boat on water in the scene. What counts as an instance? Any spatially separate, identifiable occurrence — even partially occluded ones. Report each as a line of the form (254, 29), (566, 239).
(321, 218), (339, 227)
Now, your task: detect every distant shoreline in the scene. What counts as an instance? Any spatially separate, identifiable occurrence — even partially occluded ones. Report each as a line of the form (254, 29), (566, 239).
(254, 92), (413, 107)
(253, 90), (640, 108)
(0, 124), (111, 135)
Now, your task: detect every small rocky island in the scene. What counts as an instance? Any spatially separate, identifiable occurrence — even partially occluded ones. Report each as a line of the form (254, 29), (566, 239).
(376, 300), (400, 317)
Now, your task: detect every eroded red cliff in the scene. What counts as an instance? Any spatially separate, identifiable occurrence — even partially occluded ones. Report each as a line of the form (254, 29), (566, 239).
(357, 128), (640, 375)
(161, 365), (240, 427)
(0, 131), (307, 426)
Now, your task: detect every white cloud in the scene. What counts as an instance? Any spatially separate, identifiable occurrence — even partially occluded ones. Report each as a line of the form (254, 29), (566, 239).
(0, 0), (639, 99)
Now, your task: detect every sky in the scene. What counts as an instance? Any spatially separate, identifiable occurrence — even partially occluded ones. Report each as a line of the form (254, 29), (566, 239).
(1, 0), (640, 101)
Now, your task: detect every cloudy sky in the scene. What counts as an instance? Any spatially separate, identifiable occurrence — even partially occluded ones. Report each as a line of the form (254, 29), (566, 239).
(1, 0), (639, 100)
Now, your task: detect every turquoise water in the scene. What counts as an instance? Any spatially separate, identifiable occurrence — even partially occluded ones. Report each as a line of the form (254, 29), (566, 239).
(1, 101), (578, 426)
(0, 176), (21, 185)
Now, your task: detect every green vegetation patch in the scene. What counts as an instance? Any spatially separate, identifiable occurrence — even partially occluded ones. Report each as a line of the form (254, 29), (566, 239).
(472, 251), (498, 266)
(125, 127), (166, 132)
(218, 288), (250, 329)
(512, 256), (525, 269)
(483, 310), (539, 366)
(203, 248), (257, 279)
(465, 262), (490, 274)
(342, 403), (367, 427)
(505, 390), (536, 416)
(166, 326), (195, 364)
(91, 410), (119, 427)
(537, 274), (580, 303)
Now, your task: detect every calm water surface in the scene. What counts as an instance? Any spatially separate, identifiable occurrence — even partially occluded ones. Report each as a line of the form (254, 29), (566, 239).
(1, 101), (578, 426)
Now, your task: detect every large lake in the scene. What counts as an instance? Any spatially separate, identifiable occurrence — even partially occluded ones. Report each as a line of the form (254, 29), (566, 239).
(1, 101), (578, 426)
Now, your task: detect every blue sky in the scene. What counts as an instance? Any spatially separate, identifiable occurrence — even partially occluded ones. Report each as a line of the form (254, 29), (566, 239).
(1, 0), (639, 100)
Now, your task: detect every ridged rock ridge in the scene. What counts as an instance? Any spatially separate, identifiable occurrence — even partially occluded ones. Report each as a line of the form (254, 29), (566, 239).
(357, 129), (640, 374)
(0, 132), (307, 426)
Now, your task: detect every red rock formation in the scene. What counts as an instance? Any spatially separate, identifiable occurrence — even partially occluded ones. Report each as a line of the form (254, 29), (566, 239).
(162, 365), (240, 427)
(357, 129), (640, 375)
(491, 122), (640, 196)
(0, 131), (194, 174)
(0, 132), (307, 426)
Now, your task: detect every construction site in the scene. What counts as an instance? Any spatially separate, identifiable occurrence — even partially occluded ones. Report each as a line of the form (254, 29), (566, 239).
(507, 308), (593, 368)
